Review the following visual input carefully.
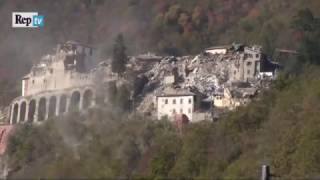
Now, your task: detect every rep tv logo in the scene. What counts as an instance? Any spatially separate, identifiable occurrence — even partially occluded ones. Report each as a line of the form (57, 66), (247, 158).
(12, 12), (44, 28)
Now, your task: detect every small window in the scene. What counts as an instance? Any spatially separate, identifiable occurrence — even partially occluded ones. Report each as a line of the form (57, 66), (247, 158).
(50, 69), (53, 74)
(234, 70), (237, 75)
(32, 80), (35, 84)
(188, 108), (191, 113)
(256, 54), (259, 58)
(172, 109), (176, 113)
(43, 79), (46, 83)
(173, 99), (176, 104)
(247, 62), (252, 66)
(180, 99), (183, 104)
(180, 109), (183, 113)
(165, 99), (168, 104)
(188, 98), (192, 104)
(247, 70), (250, 74)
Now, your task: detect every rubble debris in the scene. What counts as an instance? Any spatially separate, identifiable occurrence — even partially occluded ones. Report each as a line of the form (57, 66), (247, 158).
(131, 44), (279, 121)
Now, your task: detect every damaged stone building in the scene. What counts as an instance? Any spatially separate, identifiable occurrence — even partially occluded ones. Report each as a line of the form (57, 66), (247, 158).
(8, 41), (100, 124)
(133, 43), (279, 121)
(0, 41), (126, 157)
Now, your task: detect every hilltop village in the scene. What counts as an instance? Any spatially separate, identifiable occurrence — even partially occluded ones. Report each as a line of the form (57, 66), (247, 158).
(0, 41), (279, 158)
(1, 41), (279, 125)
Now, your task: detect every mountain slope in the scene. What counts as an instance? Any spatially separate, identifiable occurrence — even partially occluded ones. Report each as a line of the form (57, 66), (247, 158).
(6, 66), (320, 179)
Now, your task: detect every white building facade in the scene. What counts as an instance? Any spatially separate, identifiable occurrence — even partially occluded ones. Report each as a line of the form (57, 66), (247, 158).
(156, 94), (194, 121)
(22, 41), (95, 97)
(8, 41), (98, 124)
(205, 46), (229, 55)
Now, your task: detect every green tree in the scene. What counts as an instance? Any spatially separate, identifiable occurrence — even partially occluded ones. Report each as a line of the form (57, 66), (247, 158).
(112, 34), (128, 76)
(292, 9), (320, 65)
(292, 9), (317, 32)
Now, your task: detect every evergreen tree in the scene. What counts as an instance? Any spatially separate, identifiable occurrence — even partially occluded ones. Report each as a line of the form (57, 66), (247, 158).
(293, 10), (320, 65)
(112, 34), (128, 76)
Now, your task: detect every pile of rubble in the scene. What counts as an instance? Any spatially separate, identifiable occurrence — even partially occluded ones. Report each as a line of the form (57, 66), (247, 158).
(182, 54), (230, 95)
(129, 44), (279, 117)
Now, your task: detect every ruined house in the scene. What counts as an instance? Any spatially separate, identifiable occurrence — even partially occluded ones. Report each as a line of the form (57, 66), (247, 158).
(214, 86), (257, 110)
(135, 44), (279, 119)
(230, 46), (262, 82)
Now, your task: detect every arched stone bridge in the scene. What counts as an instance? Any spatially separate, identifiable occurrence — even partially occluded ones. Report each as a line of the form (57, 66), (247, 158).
(9, 86), (96, 124)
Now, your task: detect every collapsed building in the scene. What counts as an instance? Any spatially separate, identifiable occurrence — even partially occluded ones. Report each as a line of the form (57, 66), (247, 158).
(134, 43), (279, 121)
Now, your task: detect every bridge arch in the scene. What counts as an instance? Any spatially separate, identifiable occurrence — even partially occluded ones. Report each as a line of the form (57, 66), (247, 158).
(28, 99), (36, 122)
(59, 94), (67, 114)
(83, 89), (93, 109)
(12, 103), (19, 124)
(19, 101), (27, 122)
(9, 86), (96, 124)
(70, 91), (81, 111)
(38, 97), (47, 121)
(48, 96), (57, 118)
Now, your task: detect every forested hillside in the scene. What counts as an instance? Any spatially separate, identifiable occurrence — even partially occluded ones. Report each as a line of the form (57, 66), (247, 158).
(1, 0), (320, 78)
(2, 0), (320, 179)
(1, 0), (319, 105)
(7, 65), (320, 179)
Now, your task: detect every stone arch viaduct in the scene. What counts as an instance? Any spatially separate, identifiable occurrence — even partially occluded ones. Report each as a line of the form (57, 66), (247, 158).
(9, 86), (96, 124)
